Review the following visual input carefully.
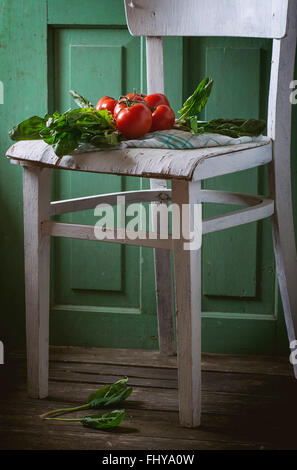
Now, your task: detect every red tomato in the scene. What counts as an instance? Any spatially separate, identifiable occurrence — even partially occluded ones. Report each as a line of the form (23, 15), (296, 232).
(96, 96), (114, 107)
(150, 105), (175, 132)
(144, 93), (170, 110)
(114, 93), (146, 117)
(95, 96), (117, 115)
(114, 100), (127, 118)
(116, 103), (152, 138)
(125, 92), (146, 102)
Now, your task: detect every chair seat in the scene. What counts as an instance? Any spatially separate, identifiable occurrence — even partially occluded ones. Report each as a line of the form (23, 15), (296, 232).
(6, 138), (272, 181)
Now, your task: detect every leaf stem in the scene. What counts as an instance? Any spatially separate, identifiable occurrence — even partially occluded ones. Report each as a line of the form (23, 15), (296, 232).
(39, 402), (90, 419)
(45, 417), (82, 422)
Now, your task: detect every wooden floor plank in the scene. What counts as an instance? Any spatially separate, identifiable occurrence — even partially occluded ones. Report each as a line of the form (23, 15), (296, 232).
(12, 361), (297, 398)
(0, 429), (262, 451)
(45, 361), (296, 396)
(10, 346), (294, 376)
(47, 361), (296, 397)
(0, 416), (272, 450)
(5, 376), (297, 421)
(1, 346), (297, 450)
(0, 397), (293, 449)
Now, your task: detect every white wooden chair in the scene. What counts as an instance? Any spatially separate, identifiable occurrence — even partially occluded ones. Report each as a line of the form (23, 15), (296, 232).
(5, 0), (297, 427)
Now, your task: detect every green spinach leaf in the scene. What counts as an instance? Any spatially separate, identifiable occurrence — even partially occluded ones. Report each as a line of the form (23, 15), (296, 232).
(88, 377), (132, 408)
(44, 410), (126, 430)
(186, 118), (266, 137)
(40, 377), (132, 419)
(69, 90), (94, 108)
(81, 410), (126, 430)
(9, 106), (119, 157)
(178, 77), (213, 122)
(9, 116), (46, 140)
(176, 78), (266, 137)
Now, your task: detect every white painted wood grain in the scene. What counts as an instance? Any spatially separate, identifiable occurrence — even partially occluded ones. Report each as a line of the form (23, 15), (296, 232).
(41, 221), (173, 250)
(203, 198), (274, 234)
(124, 0), (288, 39)
(200, 190), (267, 206)
(146, 35), (178, 356)
(152, 247), (176, 356)
(146, 36), (165, 94)
(199, 189), (275, 233)
(50, 189), (172, 216)
(23, 167), (51, 398)
(49, 188), (275, 237)
(149, 178), (176, 356)
(192, 141), (272, 181)
(172, 179), (202, 427)
(6, 139), (271, 181)
(267, 0), (297, 378)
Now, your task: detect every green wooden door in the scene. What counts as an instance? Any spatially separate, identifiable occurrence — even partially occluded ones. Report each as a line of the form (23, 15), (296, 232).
(0, 0), (295, 355)
(46, 0), (185, 350)
(185, 37), (280, 354)
(48, 1), (159, 349)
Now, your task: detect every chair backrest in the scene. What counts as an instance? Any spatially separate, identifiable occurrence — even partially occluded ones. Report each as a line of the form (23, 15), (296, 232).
(124, 0), (289, 39)
(124, 0), (297, 147)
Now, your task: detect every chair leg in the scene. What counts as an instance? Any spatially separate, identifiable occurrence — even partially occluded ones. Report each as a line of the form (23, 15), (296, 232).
(23, 166), (51, 398)
(153, 249), (176, 356)
(172, 179), (202, 427)
(268, 161), (297, 378)
(150, 178), (176, 356)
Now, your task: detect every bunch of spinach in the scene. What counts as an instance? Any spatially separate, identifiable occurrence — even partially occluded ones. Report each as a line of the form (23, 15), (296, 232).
(40, 377), (132, 430)
(188, 118), (266, 138)
(9, 101), (119, 157)
(177, 77), (266, 137)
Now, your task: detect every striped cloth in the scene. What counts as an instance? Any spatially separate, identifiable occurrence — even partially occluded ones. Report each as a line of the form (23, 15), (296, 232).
(120, 129), (267, 149)
(75, 129), (267, 154)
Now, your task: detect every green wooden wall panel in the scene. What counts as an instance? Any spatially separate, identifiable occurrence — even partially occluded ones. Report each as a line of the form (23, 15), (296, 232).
(68, 43), (124, 291)
(70, 174), (123, 292)
(53, 239), (140, 309)
(203, 47), (260, 298)
(47, 9), (182, 350)
(71, 241), (123, 291)
(184, 38), (276, 318)
(50, 309), (158, 349)
(205, 47), (261, 119)
(51, 27), (143, 324)
(47, 0), (126, 25)
(202, 172), (258, 298)
(70, 45), (124, 102)
(53, 29), (140, 111)
(0, 0), (47, 349)
(201, 314), (277, 355)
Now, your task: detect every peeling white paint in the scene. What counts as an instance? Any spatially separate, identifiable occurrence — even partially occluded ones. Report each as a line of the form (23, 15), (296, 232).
(0, 81), (4, 104)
